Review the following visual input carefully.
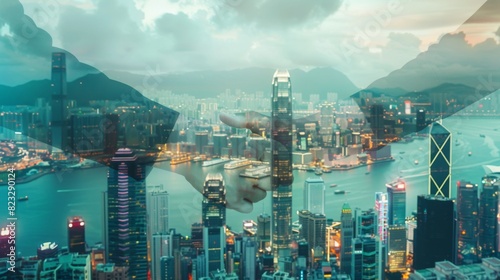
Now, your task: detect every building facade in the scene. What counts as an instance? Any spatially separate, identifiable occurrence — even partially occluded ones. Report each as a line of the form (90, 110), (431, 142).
(106, 148), (148, 279)
(271, 69), (294, 263)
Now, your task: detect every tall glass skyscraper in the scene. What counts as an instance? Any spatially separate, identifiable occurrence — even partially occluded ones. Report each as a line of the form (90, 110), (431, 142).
(456, 181), (479, 264)
(386, 179), (407, 226)
(479, 175), (499, 259)
(413, 195), (455, 270)
(67, 217), (86, 254)
(50, 52), (68, 153)
(202, 173), (226, 274)
(429, 121), (452, 198)
(271, 69), (293, 263)
(340, 203), (353, 275)
(375, 192), (388, 244)
(304, 177), (325, 215)
(106, 148), (148, 279)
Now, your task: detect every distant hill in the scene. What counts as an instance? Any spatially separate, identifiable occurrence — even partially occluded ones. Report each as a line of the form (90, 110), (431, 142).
(105, 67), (360, 100)
(0, 73), (148, 107)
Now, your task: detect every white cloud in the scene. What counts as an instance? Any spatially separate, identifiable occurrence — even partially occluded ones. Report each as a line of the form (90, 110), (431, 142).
(12, 0), (500, 88)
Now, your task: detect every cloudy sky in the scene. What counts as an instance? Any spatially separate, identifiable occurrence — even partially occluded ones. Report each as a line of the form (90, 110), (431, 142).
(7, 0), (500, 88)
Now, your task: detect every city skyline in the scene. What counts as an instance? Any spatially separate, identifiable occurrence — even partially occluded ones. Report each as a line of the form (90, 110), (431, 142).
(2, 0), (500, 279)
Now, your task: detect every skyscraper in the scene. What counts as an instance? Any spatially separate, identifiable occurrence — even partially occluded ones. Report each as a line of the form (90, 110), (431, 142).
(416, 109), (426, 132)
(479, 176), (499, 259)
(456, 181), (479, 264)
(195, 131), (209, 155)
(147, 186), (169, 235)
(106, 148), (148, 279)
(68, 216), (86, 254)
(213, 134), (228, 157)
(370, 104), (385, 143)
(387, 225), (407, 273)
(351, 236), (382, 280)
(304, 177), (325, 215)
(308, 213), (327, 252)
(271, 69), (293, 263)
(386, 179), (407, 226)
(202, 173), (226, 274)
(413, 195), (455, 270)
(375, 192), (388, 244)
(319, 102), (334, 148)
(340, 203), (354, 275)
(50, 52), (68, 153)
(230, 135), (246, 158)
(355, 208), (377, 237)
(152, 233), (172, 280)
(257, 213), (271, 251)
(429, 121), (452, 198)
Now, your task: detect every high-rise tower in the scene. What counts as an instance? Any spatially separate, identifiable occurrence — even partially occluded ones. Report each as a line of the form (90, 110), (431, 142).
(416, 109), (426, 132)
(479, 175), (499, 259)
(106, 148), (147, 279)
(202, 173), (226, 274)
(370, 104), (385, 143)
(271, 69), (293, 263)
(340, 203), (353, 275)
(413, 195), (455, 270)
(147, 186), (169, 235)
(375, 192), (388, 244)
(50, 52), (68, 152)
(68, 216), (86, 254)
(429, 122), (452, 198)
(304, 177), (325, 215)
(456, 181), (479, 264)
(386, 179), (406, 226)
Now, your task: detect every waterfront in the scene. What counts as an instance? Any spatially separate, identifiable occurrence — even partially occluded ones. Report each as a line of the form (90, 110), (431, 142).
(2, 116), (500, 257)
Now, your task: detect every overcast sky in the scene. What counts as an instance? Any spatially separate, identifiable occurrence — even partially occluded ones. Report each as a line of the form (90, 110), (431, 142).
(12, 0), (500, 88)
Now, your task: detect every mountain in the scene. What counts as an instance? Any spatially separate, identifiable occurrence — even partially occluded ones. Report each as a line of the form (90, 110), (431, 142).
(0, 73), (150, 107)
(366, 33), (500, 94)
(105, 67), (360, 100)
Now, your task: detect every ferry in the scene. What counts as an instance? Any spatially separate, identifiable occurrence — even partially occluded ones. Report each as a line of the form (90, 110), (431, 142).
(202, 158), (231, 167)
(192, 156), (202, 162)
(170, 154), (191, 165)
(334, 190), (346, 195)
(224, 159), (252, 170)
(240, 165), (271, 179)
(330, 184), (338, 188)
(18, 196), (28, 201)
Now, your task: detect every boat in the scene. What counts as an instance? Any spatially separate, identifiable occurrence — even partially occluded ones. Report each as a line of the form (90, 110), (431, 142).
(224, 159), (252, 170)
(334, 190), (346, 195)
(240, 165), (271, 179)
(315, 168), (323, 175)
(170, 154), (191, 165)
(365, 172), (370, 175)
(307, 168), (315, 172)
(202, 158), (231, 167)
(330, 184), (338, 188)
(468, 152), (472, 156)
(399, 151), (405, 154)
(457, 132), (462, 135)
(480, 134), (485, 138)
(192, 156), (202, 162)
(414, 160), (419, 165)
(18, 196), (28, 201)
